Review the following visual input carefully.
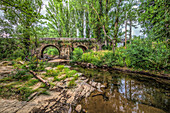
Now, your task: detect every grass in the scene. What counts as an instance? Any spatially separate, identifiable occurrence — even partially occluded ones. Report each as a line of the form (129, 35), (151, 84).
(0, 84), (34, 101)
(0, 64), (79, 100)
(68, 80), (77, 87)
(25, 79), (39, 87)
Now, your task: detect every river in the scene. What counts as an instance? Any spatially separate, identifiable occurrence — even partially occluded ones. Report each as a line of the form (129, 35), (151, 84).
(71, 66), (169, 113)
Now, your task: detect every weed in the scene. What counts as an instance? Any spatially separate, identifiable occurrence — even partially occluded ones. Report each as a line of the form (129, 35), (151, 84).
(26, 79), (39, 86)
(68, 80), (77, 87)
(57, 65), (65, 71)
(73, 74), (79, 80)
(53, 76), (61, 81)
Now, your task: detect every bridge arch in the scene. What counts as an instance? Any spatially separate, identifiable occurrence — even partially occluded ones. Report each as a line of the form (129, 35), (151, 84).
(40, 44), (60, 58)
(74, 45), (88, 52)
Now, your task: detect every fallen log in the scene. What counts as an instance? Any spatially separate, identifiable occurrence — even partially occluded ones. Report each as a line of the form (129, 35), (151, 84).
(18, 61), (50, 87)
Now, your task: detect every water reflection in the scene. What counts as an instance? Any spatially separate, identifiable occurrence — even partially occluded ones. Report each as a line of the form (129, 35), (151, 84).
(72, 67), (170, 113)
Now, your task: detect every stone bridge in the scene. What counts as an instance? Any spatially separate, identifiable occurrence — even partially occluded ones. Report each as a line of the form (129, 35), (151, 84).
(35, 38), (97, 59)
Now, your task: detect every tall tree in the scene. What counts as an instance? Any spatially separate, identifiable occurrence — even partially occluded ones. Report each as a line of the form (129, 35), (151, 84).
(138, 0), (169, 41)
(0, 0), (43, 55)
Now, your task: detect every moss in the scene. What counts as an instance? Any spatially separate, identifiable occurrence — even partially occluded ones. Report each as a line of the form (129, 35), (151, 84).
(53, 76), (61, 81)
(0, 77), (13, 83)
(68, 80), (77, 87)
(0, 85), (34, 101)
(18, 86), (34, 101)
(73, 74), (79, 80)
(25, 79), (39, 87)
(40, 83), (46, 88)
(45, 69), (59, 77)
(57, 65), (65, 71)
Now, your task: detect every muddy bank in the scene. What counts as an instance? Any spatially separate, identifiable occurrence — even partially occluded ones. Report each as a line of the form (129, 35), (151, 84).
(74, 62), (170, 85)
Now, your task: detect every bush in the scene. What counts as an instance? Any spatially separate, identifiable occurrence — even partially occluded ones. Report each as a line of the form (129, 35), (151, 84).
(44, 47), (59, 56)
(72, 48), (84, 62)
(73, 38), (169, 72)
(120, 38), (170, 71)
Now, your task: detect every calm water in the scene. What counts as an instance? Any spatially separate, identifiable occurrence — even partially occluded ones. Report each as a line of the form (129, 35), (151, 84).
(72, 66), (170, 113)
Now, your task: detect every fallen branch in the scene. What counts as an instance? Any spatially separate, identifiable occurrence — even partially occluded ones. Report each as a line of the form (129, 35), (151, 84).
(18, 61), (50, 87)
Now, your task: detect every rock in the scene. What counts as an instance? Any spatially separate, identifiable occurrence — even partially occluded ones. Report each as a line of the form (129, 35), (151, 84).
(100, 85), (105, 88)
(64, 65), (71, 68)
(85, 92), (91, 97)
(84, 79), (89, 83)
(58, 74), (66, 79)
(45, 67), (52, 70)
(39, 71), (46, 75)
(75, 104), (82, 113)
(0, 65), (15, 79)
(91, 81), (97, 87)
(97, 83), (101, 89)
(27, 92), (39, 101)
(66, 96), (75, 104)
(79, 77), (86, 80)
(75, 73), (83, 76)
(52, 67), (58, 70)
(64, 77), (74, 82)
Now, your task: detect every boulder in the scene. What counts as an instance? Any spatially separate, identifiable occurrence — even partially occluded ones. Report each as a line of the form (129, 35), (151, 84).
(75, 104), (82, 113)
(45, 67), (52, 70)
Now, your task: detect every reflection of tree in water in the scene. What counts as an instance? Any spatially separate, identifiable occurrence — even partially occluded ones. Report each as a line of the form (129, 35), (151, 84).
(118, 75), (169, 112)
(76, 67), (169, 112)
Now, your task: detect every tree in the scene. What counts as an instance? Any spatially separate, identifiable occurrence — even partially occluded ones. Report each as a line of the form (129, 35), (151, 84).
(138, 0), (169, 41)
(0, 0), (43, 55)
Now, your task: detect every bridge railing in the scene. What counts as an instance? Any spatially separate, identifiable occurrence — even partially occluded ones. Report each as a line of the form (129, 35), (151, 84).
(40, 38), (96, 41)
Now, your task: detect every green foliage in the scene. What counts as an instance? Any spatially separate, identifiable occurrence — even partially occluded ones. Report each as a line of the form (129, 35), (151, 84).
(25, 55), (46, 71)
(53, 76), (60, 81)
(45, 69), (59, 77)
(103, 51), (116, 67)
(75, 38), (169, 72)
(75, 51), (116, 67)
(0, 38), (25, 60)
(0, 84), (34, 101)
(18, 86), (34, 101)
(73, 74), (79, 80)
(57, 65), (65, 71)
(68, 80), (76, 87)
(45, 65), (79, 82)
(26, 79), (39, 87)
(123, 38), (169, 70)
(138, 0), (169, 41)
(13, 70), (27, 79)
(44, 47), (59, 56)
(72, 48), (84, 62)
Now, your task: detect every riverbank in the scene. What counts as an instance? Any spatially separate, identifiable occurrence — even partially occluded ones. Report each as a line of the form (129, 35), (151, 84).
(74, 62), (170, 85)
(0, 61), (106, 113)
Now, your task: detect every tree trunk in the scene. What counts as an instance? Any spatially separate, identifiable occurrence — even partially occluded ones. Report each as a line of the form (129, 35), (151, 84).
(86, 12), (90, 38)
(105, 0), (109, 47)
(125, 18), (127, 49)
(113, 0), (122, 52)
(129, 19), (132, 43)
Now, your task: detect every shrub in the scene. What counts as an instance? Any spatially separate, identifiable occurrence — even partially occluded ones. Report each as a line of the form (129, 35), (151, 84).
(57, 65), (65, 71)
(72, 48), (83, 62)
(45, 69), (59, 77)
(68, 80), (76, 87)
